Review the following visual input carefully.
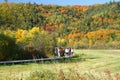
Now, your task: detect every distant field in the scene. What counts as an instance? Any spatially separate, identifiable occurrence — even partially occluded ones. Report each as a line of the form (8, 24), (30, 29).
(0, 50), (120, 80)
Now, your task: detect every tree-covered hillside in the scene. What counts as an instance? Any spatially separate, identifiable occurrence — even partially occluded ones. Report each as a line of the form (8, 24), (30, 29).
(83, 1), (120, 31)
(0, 1), (120, 31)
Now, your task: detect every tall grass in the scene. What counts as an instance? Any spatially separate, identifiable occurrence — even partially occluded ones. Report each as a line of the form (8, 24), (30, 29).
(0, 50), (120, 80)
(27, 69), (120, 80)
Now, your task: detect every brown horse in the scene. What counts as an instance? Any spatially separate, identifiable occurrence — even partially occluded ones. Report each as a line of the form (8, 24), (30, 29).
(59, 47), (64, 57)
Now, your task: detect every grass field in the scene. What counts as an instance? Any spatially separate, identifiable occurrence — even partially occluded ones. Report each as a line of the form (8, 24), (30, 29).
(0, 50), (120, 80)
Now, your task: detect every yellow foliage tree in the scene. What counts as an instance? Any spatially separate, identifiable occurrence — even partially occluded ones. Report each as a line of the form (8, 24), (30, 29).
(16, 29), (30, 43)
(29, 27), (40, 35)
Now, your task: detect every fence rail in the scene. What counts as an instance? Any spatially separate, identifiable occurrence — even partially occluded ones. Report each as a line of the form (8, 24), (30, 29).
(0, 56), (72, 64)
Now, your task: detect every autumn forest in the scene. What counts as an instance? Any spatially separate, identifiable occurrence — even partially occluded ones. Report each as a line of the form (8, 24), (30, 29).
(0, 1), (120, 61)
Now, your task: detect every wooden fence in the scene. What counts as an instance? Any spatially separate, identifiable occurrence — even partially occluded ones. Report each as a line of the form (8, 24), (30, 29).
(0, 56), (72, 64)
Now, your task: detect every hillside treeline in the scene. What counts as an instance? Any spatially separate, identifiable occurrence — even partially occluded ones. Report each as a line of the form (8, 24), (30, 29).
(0, 1), (120, 60)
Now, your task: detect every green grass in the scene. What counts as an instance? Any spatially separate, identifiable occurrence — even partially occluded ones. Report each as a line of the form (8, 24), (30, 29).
(0, 50), (120, 80)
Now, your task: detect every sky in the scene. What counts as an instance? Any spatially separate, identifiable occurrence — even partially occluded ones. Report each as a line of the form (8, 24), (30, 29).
(0, 0), (120, 5)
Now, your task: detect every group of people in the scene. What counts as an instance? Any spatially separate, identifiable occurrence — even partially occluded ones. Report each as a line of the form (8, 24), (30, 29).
(54, 47), (74, 57)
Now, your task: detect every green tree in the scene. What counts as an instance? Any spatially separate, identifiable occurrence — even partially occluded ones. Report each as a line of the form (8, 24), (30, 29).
(0, 33), (17, 61)
(30, 30), (56, 58)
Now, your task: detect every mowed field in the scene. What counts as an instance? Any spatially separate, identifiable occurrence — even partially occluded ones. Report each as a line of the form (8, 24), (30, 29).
(0, 50), (120, 80)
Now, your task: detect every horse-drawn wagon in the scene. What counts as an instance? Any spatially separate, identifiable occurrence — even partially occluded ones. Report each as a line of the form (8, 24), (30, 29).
(54, 47), (74, 57)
